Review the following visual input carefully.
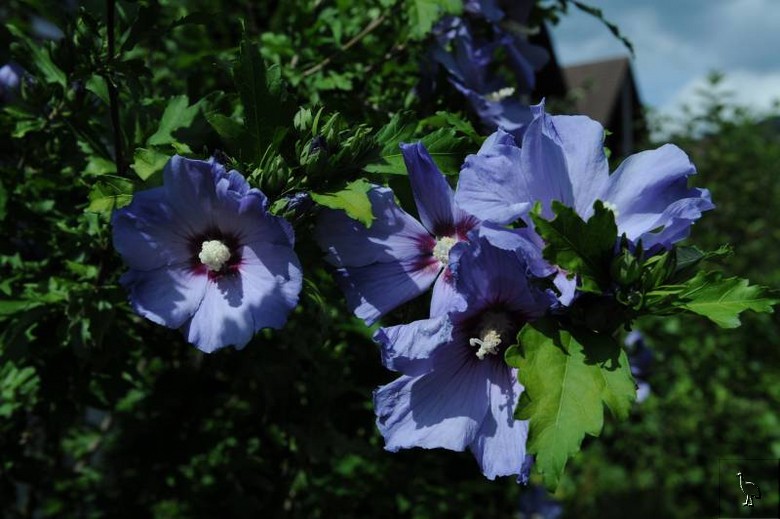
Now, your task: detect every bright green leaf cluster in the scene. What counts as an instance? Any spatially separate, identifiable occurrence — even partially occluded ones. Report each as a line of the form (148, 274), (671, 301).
(507, 321), (636, 490)
(532, 200), (617, 293)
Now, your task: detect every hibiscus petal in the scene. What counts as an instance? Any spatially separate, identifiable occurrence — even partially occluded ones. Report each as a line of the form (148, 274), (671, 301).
(451, 82), (533, 137)
(162, 155), (221, 232)
(519, 104), (575, 218)
(430, 271), (466, 317)
(183, 243), (302, 353)
(332, 258), (441, 325)
(455, 129), (530, 225)
(474, 223), (555, 279)
(469, 364), (529, 479)
(604, 144), (714, 246)
(239, 242), (303, 328)
(453, 236), (552, 318)
(218, 189), (295, 248)
(112, 187), (192, 271)
(373, 345), (489, 452)
(315, 186), (432, 268)
(374, 316), (452, 376)
(503, 35), (549, 93)
(120, 264), (207, 329)
(538, 112), (610, 218)
(401, 142), (465, 237)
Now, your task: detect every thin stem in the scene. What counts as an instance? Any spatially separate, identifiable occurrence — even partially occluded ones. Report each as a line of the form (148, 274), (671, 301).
(105, 0), (125, 176)
(302, 11), (388, 77)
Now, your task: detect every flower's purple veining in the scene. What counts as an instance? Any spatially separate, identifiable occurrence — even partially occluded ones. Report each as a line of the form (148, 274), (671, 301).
(112, 155), (302, 353)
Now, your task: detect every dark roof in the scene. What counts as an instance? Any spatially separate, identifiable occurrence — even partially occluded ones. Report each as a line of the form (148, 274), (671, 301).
(563, 56), (634, 124)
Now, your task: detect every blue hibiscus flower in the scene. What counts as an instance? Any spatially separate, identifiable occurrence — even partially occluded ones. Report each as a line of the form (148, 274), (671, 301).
(373, 235), (554, 479)
(112, 156), (302, 352)
(455, 101), (715, 250)
(315, 142), (480, 324)
(0, 63), (24, 103)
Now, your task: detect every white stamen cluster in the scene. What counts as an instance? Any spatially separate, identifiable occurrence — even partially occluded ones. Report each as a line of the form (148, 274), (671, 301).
(198, 240), (231, 271)
(469, 312), (512, 360)
(485, 86), (516, 102)
(602, 201), (620, 219)
(432, 236), (457, 265)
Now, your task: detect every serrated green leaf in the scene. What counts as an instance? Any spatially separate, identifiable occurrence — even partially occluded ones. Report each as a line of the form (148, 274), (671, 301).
(86, 176), (135, 216)
(147, 95), (200, 146)
(532, 201), (618, 292)
(234, 36), (295, 162)
(311, 179), (374, 228)
(513, 321), (636, 490)
(675, 271), (777, 328)
(364, 113), (416, 175)
(84, 157), (117, 177)
(407, 0), (462, 40)
(132, 148), (169, 181)
(671, 245), (732, 281)
(7, 25), (67, 87)
(420, 128), (470, 174)
(421, 111), (482, 143)
(365, 122), (468, 176)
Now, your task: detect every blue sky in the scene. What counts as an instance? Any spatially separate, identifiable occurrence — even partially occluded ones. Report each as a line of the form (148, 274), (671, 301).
(549, 0), (780, 117)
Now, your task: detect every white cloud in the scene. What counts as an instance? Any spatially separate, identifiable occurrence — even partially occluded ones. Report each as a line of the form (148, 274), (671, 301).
(550, 0), (780, 109)
(654, 70), (780, 137)
(663, 70), (780, 115)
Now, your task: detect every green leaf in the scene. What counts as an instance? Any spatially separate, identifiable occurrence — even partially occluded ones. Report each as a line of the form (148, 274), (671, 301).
(7, 25), (67, 87)
(532, 201), (618, 292)
(671, 245), (732, 281)
(86, 176), (135, 216)
(147, 95), (200, 146)
(206, 112), (246, 143)
(675, 271), (777, 328)
(365, 117), (469, 175)
(12, 118), (47, 138)
(85, 75), (110, 105)
(421, 111), (482, 143)
(311, 179), (374, 228)
(233, 36), (295, 162)
(407, 0), (462, 40)
(132, 148), (170, 181)
(420, 128), (470, 174)
(364, 113), (416, 175)
(0, 299), (41, 317)
(84, 157), (118, 177)
(511, 321), (636, 490)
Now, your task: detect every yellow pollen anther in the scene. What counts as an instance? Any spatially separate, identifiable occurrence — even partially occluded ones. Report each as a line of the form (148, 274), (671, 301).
(469, 312), (512, 360)
(433, 236), (457, 265)
(485, 87), (516, 102)
(199, 240), (231, 271)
